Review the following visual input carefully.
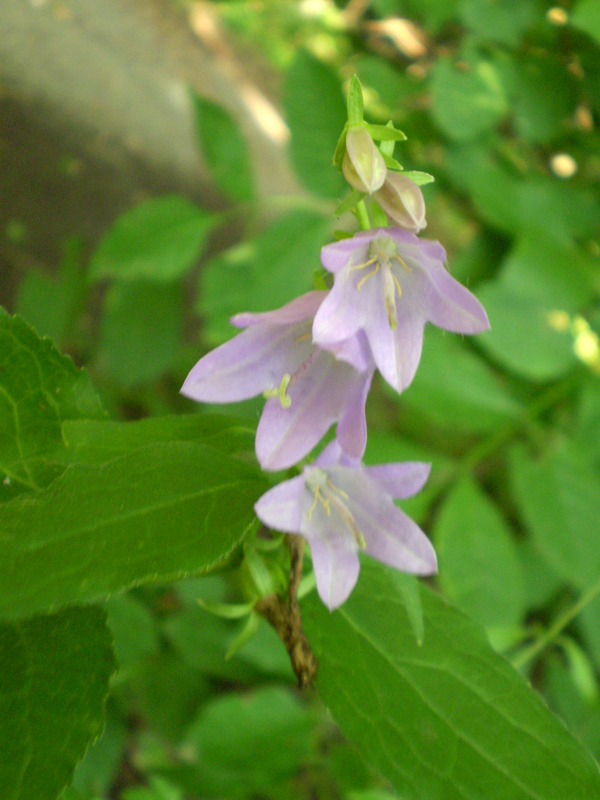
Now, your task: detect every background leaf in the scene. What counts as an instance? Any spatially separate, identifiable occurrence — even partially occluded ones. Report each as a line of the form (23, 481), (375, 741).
(90, 195), (213, 282)
(0, 606), (116, 800)
(191, 95), (254, 202)
(0, 310), (104, 499)
(303, 559), (600, 800)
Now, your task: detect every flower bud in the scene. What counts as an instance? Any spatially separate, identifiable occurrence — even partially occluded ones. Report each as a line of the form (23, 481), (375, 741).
(342, 126), (387, 193)
(374, 173), (426, 232)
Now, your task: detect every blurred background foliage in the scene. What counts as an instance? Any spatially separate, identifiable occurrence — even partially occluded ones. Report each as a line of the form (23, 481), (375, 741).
(3, 0), (600, 797)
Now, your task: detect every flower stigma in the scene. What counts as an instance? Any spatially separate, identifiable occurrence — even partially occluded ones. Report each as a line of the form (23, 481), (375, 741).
(305, 467), (367, 549)
(263, 373), (292, 408)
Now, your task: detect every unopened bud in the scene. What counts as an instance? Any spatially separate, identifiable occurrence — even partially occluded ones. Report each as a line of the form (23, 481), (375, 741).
(374, 173), (426, 233)
(342, 126), (386, 193)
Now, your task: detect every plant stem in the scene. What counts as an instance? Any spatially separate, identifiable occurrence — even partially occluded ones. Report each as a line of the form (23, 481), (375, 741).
(355, 199), (371, 230)
(513, 574), (600, 669)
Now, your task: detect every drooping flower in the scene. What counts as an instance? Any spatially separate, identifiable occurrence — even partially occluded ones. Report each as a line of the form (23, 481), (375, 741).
(374, 173), (426, 233)
(342, 126), (387, 193)
(312, 228), (490, 394)
(181, 292), (375, 471)
(255, 440), (437, 610)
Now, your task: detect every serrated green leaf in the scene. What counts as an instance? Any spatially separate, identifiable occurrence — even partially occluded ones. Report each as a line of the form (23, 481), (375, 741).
(90, 195), (214, 282)
(284, 50), (346, 198)
(0, 441), (268, 619)
(303, 558), (600, 800)
(0, 606), (116, 800)
(0, 310), (105, 499)
(191, 94), (254, 203)
(434, 477), (525, 627)
(61, 414), (256, 464)
(510, 443), (600, 589)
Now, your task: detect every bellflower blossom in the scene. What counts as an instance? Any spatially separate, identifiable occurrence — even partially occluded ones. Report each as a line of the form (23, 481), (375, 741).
(181, 291), (375, 471)
(313, 228), (490, 394)
(255, 440), (437, 610)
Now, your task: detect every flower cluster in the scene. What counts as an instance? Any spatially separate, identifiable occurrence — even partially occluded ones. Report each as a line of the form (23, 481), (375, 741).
(182, 83), (489, 610)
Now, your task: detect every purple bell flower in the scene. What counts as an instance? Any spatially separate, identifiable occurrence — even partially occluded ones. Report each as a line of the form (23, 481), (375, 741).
(255, 440), (437, 610)
(181, 292), (375, 471)
(313, 228), (490, 394)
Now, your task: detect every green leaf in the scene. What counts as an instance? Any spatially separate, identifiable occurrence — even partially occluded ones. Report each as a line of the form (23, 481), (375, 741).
(460, 0), (538, 46)
(0, 441), (268, 619)
(571, 0), (600, 47)
(434, 477), (525, 627)
(191, 94), (254, 202)
(182, 687), (312, 796)
(0, 310), (105, 498)
(510, 443), (600, 589)
(61, 413), (256, 463)
(106, 594), (159, 668)
(303, 559), (600, 800)
(431, 57), (507, 141)
(98, 280), (182, 387)
(400, 328), (523, 433)
(198, 210), (329, 344)
(284, 50), (346, 198)
(90, 195), (214, 282)
(0, 606), (116, 800)
(476, 282), (578, 381)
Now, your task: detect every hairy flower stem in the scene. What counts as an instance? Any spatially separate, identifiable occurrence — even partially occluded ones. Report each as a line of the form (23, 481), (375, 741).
(513, 573), (600, 670)
(255, 536), (318, 688)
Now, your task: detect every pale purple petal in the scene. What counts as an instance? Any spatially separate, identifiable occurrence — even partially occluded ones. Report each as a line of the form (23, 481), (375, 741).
(363, 462), (431, 499)
(329, 467), (437, 575)
(181, 320), (312, 403)
(305, 530), (361, 611)
(365, 306), (425, 393)
(312, 269), (366, 353)
(335, 368), (374, 460)
(320, 236), (370, 274)
(417, 262), (490, 333)
(255, 352), (368, 470)
(231, 291), (326, 328)
(254, 476), (307, 532)
(327, 329), (373, 373)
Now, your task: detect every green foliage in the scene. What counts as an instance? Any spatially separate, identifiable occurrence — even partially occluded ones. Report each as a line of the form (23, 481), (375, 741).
(0, 606), (116, 800)
(303, 559), (600, 800)
(434, 476), (525, 627)
(90, 196), (214, 282)
(284, 49), (347, 197)
(198, 210), (330, 344)
(191, 94), (254, 203)
(0, 310), (105, 498)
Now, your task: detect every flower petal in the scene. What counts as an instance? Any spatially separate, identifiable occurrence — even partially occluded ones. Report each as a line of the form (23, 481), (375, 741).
(418, 261), (490, 334)
(336, 368), (373, 460)
(363, 462), (431, 499)
(181, 320), (312, 403)
(231, 290), (326, 328)
(320, 236), (370, 274)
(254, 475), (307, 532)
(306, 531), (361, 611)
(255, 352), (368, 470)
(365, 305), (425, 393)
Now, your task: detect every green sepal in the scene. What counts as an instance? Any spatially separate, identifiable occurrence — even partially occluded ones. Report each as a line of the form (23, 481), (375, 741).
(335, 189), (366, 217)
(401, 170), (435, 186)
(347, 75), (364, 126)
(370, 199), (389, 228)
(313, 268), (330, 289)
(242, 548), (287, 598)
(297, 571), (316, 600)
(254, 532), (286, 553)
(332, 230), (354, 241)
(225, 611), (261, 660)
(365, 123), (407, 142)
(381, 152), (404, 171)
(379, 123), (396, 158)
(197, 597), (256, 620)
(333, 123), (348, 170)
